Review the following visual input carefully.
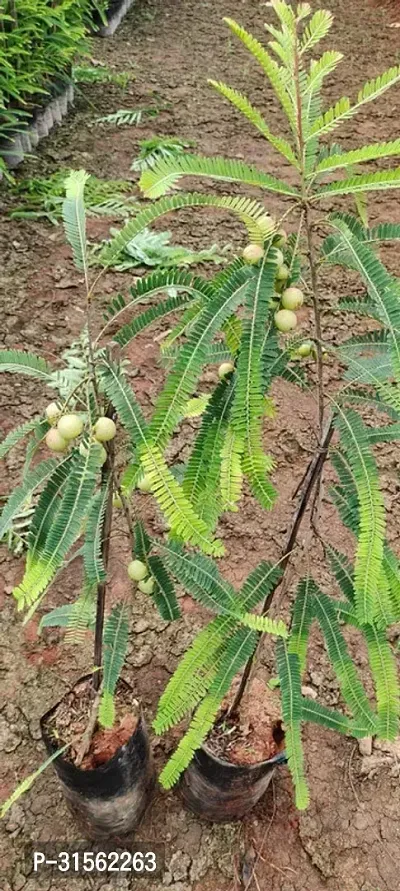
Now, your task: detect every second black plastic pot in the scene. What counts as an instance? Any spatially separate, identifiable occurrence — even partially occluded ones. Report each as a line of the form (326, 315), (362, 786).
(180, 744), (286, 822)
(40, 677), (156, 840)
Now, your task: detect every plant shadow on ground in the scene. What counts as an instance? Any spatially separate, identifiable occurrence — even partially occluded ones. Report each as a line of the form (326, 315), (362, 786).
(0, 0), (400, 890)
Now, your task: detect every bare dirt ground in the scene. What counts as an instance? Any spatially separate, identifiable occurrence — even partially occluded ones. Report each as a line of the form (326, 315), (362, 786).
(1, 1), (400, 890)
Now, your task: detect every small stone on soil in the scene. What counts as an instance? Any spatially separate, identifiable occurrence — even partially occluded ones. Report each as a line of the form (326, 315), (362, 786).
(358, 737), (373, 757)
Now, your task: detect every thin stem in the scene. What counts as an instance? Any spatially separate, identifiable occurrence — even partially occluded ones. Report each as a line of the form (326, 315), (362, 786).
(112, 469), (135, 550)
(305, 206), (325, 436)
(289, 209), (304, 277)
(86, 314), (101, 414)
(75, 689), (102, 766)
(228, 417), (335, 717)
(293, 21), (304, 172)
(92, 404), (116, 692)
(292, 15), (325, 438)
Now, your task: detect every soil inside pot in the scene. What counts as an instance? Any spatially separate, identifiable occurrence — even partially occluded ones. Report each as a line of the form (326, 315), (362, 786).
(206, 678), (285, 766)
(43, 678), (139, 770)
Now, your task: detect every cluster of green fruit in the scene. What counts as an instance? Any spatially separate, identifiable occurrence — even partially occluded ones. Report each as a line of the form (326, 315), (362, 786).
(243, 229), (305, 333)
(274, 284), (304, 333)
(44, 403), (116, 458)
(242, 224), (317, 358)
(127, 558), (155, 594)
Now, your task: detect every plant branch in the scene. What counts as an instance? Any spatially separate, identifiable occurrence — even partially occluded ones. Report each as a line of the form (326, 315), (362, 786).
(112, 469), (135, 549)
(75, 688), (101, 766)
(293, 20), (304, 170)
(305, 206), (325, 435)
(228, 416), (335, 717)
(92, 403), (116, 692)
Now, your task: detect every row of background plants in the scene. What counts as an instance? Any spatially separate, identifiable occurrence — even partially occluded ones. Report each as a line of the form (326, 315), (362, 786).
(1, 0), (400, 834)
(0, 0), (109, 160)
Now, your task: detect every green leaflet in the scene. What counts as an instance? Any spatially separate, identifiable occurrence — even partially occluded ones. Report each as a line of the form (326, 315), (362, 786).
(368, 222), (400, 242)
(242, 449), (275, 511)
(158, 539), (238, 615)
(209, 80), (299, 167)
(0, 349), (52, 381)
(184, 394), (211, 417)
(364, 624), (400, 741)
(223, 314), (242, 357)
(366, 423), (400, 444)
(99, 603), (130, 729)
(303, 51), (342, 104)
(332, 600), (360, 628)
(382, 546), (400, 621)
(0, 458), (57, 542)
(99, 359), (149, 448)
(0, 746), (69, 819)
(223, 18), (296, 129)
(343, 387), (400, 420)
(39, 585), (97, 642)
(139, 153), (298, 201)
(153, 616), (237, 733)
(0, 417), (49, 461)
(240, 612), (288, 636)
(27, 455), (74, 567)
(326, 545), (355, 603)
(341, 329), (389, 350)
(161, 538), (282, 621)
(146, 555), (180, 621)
(330, 222), (400, 381)
(261, 326), (293, 389)
(65, 584), (97, 644)
(147, 264), (252, 450)
(140, 445), (224, 556)
(236, 560), (282, 612)
(330, 210), (368, 238)
(120, 461), (141, 498)
(23, 422), (51, 475)
(102, 268), (214, 325)
(183, 379), (233, 529)
(13, 446), (101, 610)
(153, 557), (282, 736)
(309, 65), (400, 140)
(330, 452), (360, 528)
(220, 426), (244, 512)
(112, 293), (195, 349)
(312, 588), (377, 735)
(300, 8), (333, 53)
(335, 409), (385, 626)
(231, 251), (277, 510)
(182, 380), (231, 500)
(374, 567), (397, 630)
(314, 139), (400, 175)
(159, 626), (258, 788)
(39, 603), (78, 632)
(288, 577), (315, 675)
(160, 303), (205, 358)
(301, 698), (356, 736)
(99, 362), (222, 555)
(185, 430), (224, 531)
(83, 486), (109, 585)
(134, 520), (151, 561)
(330, 463), (400, 625)
(62, 170), (90, 278)
(316, 167), (400, 200)
(159, 691), (222, 789)
(100, 193), (274, 267)
(339, 334), (391, 388)
(276, 641), (309, 810)
(342, 353), (393, 387)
